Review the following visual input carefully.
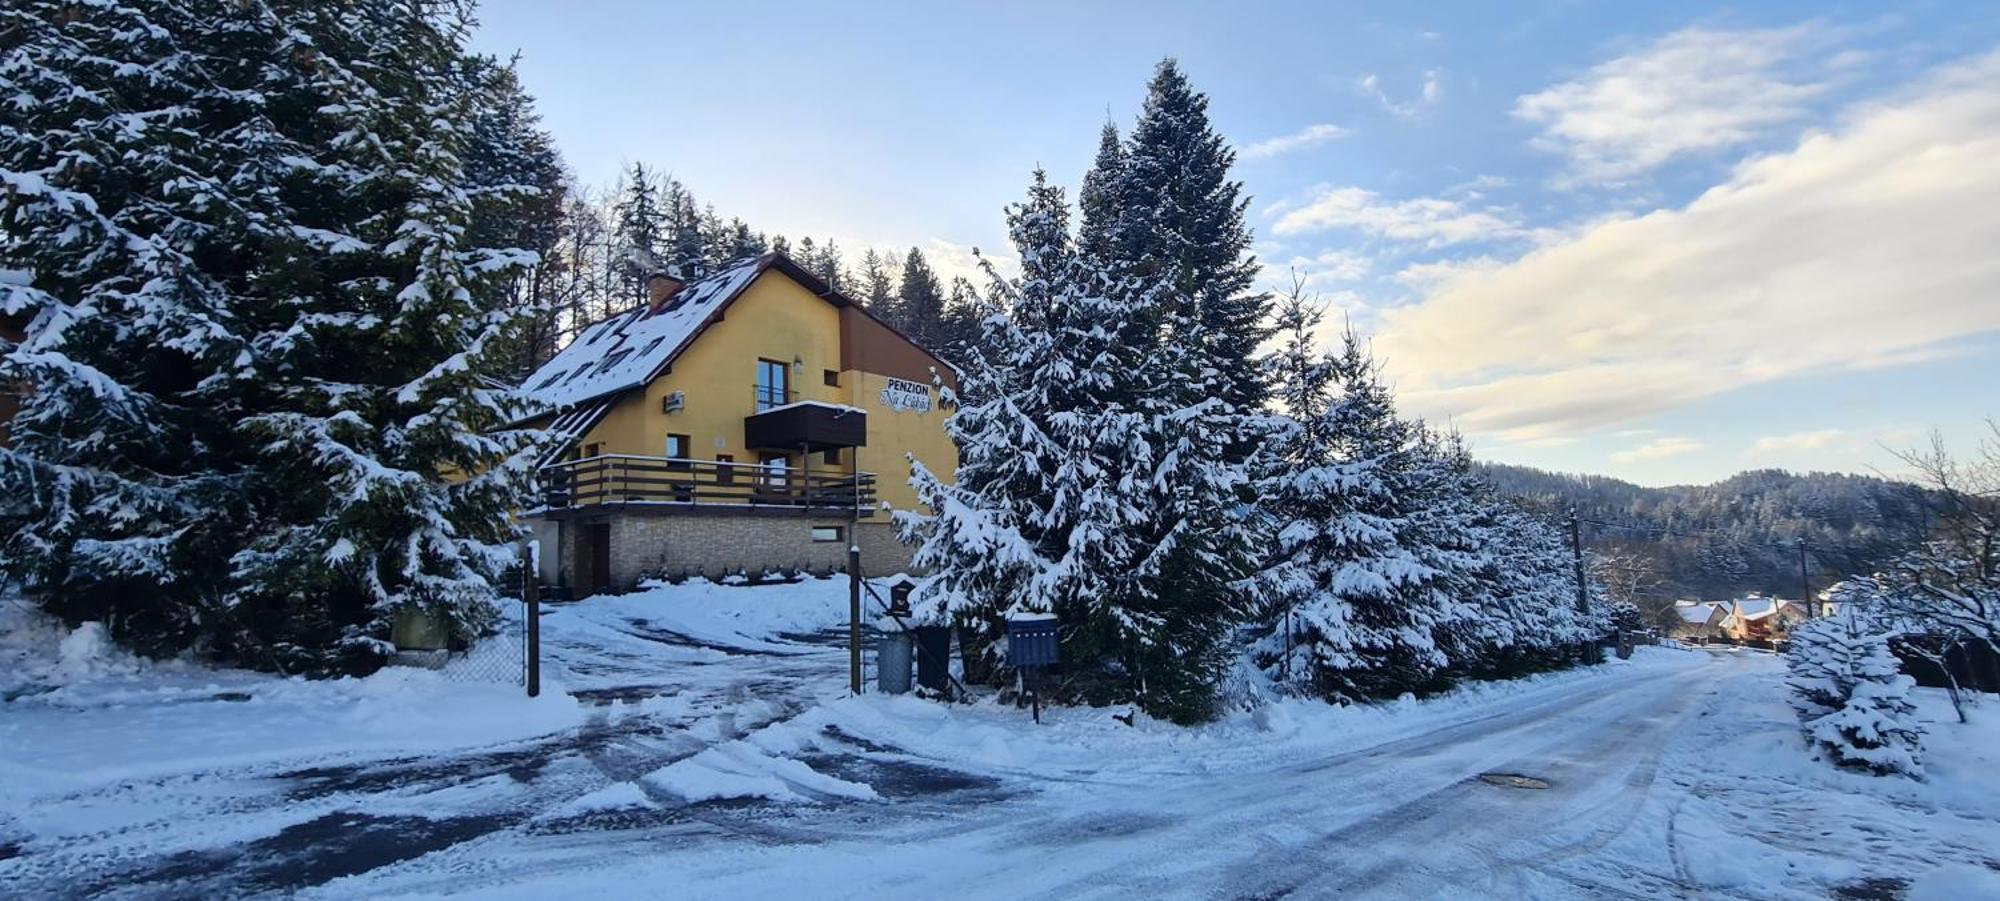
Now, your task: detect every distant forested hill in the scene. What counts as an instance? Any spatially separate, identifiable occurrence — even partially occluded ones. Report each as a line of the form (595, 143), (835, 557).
(1478, 465), (1936, 602)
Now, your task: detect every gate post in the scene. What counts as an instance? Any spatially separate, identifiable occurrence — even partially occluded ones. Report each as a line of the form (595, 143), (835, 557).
(848, 544), (862, 695)
(524, 542), (541, 698)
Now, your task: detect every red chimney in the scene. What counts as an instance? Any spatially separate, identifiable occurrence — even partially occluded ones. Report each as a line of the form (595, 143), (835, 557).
(646, 272), (685, 313)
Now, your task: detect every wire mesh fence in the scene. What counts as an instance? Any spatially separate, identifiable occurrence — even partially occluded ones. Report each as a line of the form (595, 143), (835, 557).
(433, 601), (528, 688)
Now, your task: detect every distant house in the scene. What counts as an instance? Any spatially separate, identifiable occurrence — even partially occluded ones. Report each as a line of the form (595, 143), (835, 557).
(1718, 596), (1810, 642)
(514, 253), (958, 597)
(1670, 601), (1727, 641)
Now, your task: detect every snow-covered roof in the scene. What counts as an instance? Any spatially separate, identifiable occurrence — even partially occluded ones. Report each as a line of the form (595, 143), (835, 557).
(1676, 604), (1722, 624)
(517, 256), (768, 411)
(1731, 597), (1796, 620)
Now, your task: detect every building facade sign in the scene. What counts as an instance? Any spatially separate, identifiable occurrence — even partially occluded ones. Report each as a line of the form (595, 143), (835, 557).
(880, 377), (932, 414)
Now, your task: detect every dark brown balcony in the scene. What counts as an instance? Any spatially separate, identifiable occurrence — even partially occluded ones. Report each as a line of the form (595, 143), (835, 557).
(537, 455), (876, 518)
(744, 400), (866, 453)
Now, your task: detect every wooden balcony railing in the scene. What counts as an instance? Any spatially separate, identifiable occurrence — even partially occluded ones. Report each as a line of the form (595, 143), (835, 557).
(538, 455), (876, 515)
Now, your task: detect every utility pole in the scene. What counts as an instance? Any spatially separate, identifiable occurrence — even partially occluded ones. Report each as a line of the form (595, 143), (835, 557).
(848, 543), (862, 695)
(1798, 539), (1813, 619)
(1569, 509), (1590, 614)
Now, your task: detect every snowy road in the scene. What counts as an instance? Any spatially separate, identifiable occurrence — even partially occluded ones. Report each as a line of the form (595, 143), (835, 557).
(333, 650), (1746, 901)
(8, 584), (1995, 900)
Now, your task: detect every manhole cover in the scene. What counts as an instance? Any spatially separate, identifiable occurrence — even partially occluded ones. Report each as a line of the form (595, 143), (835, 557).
(1479, 772), (1550, 790)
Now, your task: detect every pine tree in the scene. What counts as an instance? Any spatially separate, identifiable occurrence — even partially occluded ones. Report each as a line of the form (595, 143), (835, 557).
(661, 177), (706, 279)
(903, 170), (1254, 722)
(1097, 60), (1270, 414)
(611, 162), (665, 301)
(1, 0), (548, 673)
(1788, 615), (1926, 777)
(857, 249), (898, 320)
(813, 239), (848, 291)
(897, 247), (946, 349)
(1078, 120), (1125, 262)
(461, 57), (569, 384)
(1251, 322), (1456, 701)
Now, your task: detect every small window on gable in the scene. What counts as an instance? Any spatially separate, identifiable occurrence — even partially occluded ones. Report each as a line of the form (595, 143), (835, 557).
(811, 526), (843, 543)
(823, 369), (839, 387)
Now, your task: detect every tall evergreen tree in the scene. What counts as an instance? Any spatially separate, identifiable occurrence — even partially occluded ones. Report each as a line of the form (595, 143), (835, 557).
(1, 0), (548, 673)
(661, 177), (707, 279)
(856, 248), (898, 319)
(904, 170), (1253, 722)
(1252, 323), (1460, 701)
(1093, 60), (1270, 414)
(1078, 120), (1125, 262)
(896, 247), (946, 349)
(611, 162), (664, 301)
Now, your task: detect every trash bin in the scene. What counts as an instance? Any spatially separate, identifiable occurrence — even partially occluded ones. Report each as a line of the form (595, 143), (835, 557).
(877, 631), (913, 694)
(914, 626), (952, 694)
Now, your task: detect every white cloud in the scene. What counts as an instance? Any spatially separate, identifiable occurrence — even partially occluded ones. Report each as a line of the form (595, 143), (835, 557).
(1392, 256), (1502, 289)
(1611, 436), (1704, 463)
(1271, 186), (1521, 246)
(1376, 50), (2000, 444)
(1515, 25), (1829, 185)
(1358, 70), (1443, 119)
(1271, 249), (1371, 286)
(1242, 123), (1347, 160)
(1749, 429), (1849, 454)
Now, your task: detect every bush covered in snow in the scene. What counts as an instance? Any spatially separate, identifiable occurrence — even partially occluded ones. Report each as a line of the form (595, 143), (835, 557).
(1787, 614), (1926, 777)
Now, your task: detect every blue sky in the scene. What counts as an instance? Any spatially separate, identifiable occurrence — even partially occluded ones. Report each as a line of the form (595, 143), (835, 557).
(473, 1), (2000, 486)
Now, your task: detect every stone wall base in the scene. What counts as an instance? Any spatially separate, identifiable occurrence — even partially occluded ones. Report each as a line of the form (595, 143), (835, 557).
(534, 512), (917, 596)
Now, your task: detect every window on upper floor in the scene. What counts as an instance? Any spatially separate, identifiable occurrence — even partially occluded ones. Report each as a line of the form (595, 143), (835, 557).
(823, 369), (839, 387)
(755, 358), (789, 411)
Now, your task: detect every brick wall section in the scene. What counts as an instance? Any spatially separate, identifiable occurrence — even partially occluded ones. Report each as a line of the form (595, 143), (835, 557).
(534, 512), (921, 594)
(595, 514), (911, 589)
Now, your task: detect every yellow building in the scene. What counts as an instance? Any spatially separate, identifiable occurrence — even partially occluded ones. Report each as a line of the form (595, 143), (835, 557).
(517, 253), (958, 595)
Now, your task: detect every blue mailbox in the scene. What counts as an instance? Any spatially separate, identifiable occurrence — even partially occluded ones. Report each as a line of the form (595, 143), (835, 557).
(1005, 616), (1060, 668)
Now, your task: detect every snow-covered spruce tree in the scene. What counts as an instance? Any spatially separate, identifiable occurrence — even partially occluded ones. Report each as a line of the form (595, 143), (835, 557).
(902, 170), (1254, 723)
(1088, 59), (1270, 417)
(0, 0), (258, 654)
(1787, 614), (1926, 777)
(225, 2), (548, 673)
(0, 0), (548, 673)
(1076, 120), (1125, 264)
(1251, 317), (1466, 702)
(900, 170), (1120, 669)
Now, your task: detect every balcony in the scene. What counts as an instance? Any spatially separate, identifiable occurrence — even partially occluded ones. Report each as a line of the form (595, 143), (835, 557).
(537, 455), (876, 517)
(744, 399), (866, 452)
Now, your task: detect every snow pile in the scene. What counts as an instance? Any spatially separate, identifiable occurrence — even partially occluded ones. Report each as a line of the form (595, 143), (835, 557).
(548, 782), (658, 817)
(597, 577), (855, 651)
(644, 740), (878, 805)
(0, 594), (585, 799)
(52, 621), (142, 681)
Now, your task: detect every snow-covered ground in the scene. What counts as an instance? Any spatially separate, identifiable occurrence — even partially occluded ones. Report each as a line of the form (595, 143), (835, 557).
(4, 584), (1997, 899)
